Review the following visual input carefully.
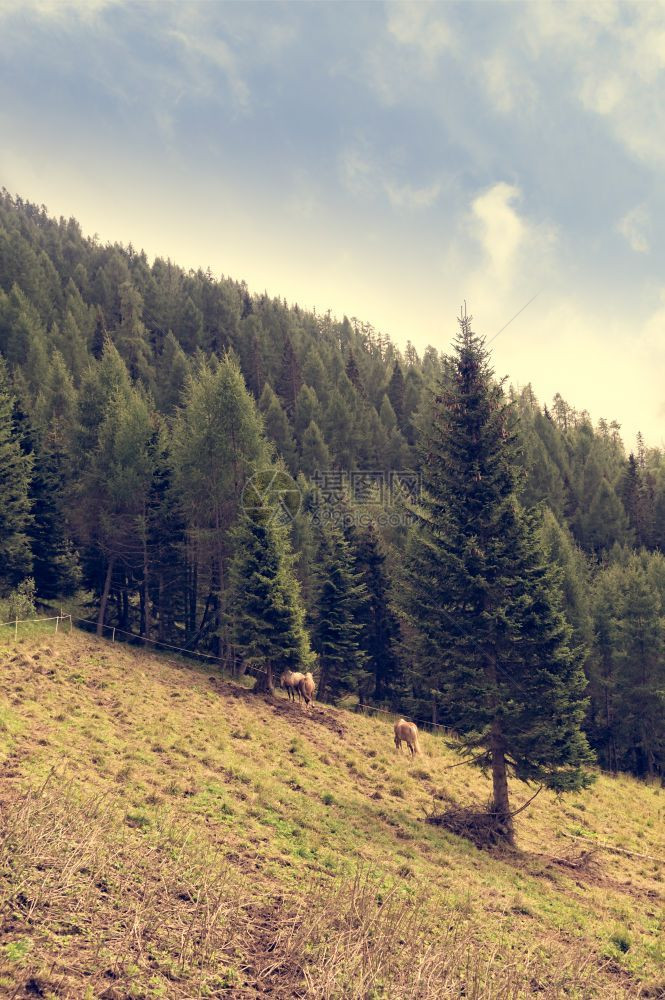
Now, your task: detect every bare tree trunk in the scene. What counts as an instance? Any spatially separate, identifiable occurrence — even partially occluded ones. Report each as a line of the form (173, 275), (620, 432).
(491, 718), (514, 845)
(142, 516), (151, 640)
(253, 661), (274, 695)
(97, 556), (115, 636)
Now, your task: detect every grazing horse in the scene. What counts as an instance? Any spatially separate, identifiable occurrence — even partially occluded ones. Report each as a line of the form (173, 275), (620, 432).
(280, 670), (305, 702)
(297, 671), (316, 707)
(394, 718), (421, 756)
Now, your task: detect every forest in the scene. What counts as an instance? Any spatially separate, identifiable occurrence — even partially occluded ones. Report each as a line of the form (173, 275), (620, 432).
(1, 188), (664, 786)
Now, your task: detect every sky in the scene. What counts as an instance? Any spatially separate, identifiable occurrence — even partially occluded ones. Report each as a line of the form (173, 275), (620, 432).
(1, 0), (664, 449)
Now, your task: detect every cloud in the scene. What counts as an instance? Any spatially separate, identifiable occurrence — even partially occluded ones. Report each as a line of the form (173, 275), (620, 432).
(0, 0), (120, 22)
(168, 29), (250, 111)
(386, 1), (453, 66)
(481, 53), (536, 115)
(617, 206), (650, 254)
(385, 180), (440, 210)
(525, 2), (665, 167)
(338, 142), (441, 211)
(470, 182), (528, 282)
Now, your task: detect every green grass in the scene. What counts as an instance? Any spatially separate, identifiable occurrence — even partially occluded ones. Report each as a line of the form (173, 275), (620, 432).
(1, 627), (664, 998)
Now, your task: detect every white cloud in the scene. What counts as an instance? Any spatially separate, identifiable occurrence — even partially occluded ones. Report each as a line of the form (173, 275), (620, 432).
(338, 142), (441, 211)
(525, 2), (665, 167)
(386, 1), (453, 66)
(470, 182), (527, 282)
(168, 30), (250, 111)
(481, 53), (535, 115)
(0, 0), (119, 22)
(617, 206), (650, 254)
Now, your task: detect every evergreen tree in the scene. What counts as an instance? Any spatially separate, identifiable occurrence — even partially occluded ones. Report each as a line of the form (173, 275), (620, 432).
(345, 349), (366, 399)
(300, 420), (331, 478)
(293, 384), (320, 440)
(28, 437), (80, 601)
(259, 383), (298, 474)
(0, 356), (33, 593)
(310, 514), (369, 702)
(402, 312), (593, 843)
(172, 355), (269, 654)
(146, 426), (188, 643)
(387, 360), (405, 423)
(277, 333), (302, 415)
(355, 522), (401, 701)
(228, 496), (313, 693)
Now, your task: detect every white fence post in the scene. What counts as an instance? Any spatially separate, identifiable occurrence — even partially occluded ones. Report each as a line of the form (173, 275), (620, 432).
(55, 616), (59, 635)
(14, 618), (18, 641)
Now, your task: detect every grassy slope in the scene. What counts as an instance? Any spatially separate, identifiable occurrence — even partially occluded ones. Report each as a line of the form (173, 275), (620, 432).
(0, 626), (663, 999)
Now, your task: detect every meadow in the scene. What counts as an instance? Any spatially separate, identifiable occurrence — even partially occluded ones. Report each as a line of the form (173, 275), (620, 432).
(1, 625), (663, 998)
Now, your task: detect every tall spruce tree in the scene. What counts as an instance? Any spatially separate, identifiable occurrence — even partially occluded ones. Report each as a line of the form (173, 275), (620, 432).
(310, 514), (369, 702)
(403, 312), (593, 843)
(228, 496), (313, 693)
(354, 521), (401, 701)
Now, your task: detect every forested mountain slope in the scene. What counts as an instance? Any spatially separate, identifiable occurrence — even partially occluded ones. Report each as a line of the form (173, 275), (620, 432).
(0, 189), (664, 780)
(0, 627), (663, 998)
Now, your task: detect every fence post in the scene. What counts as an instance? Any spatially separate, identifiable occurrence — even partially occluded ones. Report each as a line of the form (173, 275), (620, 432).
(55, 616), (59, 635)
(112, 627), (115, 642)
(14, 618), (18, 641)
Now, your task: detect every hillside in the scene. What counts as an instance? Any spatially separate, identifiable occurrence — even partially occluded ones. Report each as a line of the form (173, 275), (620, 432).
(1, 626), (663, 999)
(2, 191), (665, 782)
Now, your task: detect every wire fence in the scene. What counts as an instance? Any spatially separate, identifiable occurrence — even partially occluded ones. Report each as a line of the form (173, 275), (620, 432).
(2, 610), (460, 737)
(0, 613), (72, 640)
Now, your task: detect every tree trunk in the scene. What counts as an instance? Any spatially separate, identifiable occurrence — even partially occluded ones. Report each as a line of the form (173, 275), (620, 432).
(490, 719), (514, 845)
(97, 556), (115, 636)
(253, 661), (274, 695)
(142, 519), (151, 640)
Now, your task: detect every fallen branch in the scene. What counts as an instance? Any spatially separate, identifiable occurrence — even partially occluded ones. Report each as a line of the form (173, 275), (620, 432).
(562, 832), (664, 864)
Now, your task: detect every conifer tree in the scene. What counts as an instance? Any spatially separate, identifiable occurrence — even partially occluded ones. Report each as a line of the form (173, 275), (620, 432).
(28, 438), (80, 601)
(387, 359), (405, 423)
(259, 384), (298, 474)
(354, 522), (401, 701)
(402, 312), (593, 843)
(0, 356), (33, 593)
(310, 515), (369, 702)
(172, 355), (269, 653)
(345, 349), (366, 399)
(300, 420), (330, 478)
(277, 333), (302, 416)
(228, 496), (313, 693)
(294, 384), (320, 440)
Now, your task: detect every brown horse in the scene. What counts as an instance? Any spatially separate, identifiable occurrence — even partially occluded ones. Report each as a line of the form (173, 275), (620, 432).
(394, 718), (421, 756)
(280, 670), (305, 702)
(297, 671), (316, 707)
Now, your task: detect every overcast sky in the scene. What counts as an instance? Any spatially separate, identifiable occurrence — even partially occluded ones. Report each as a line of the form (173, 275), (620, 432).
(1, 0), (664, 448)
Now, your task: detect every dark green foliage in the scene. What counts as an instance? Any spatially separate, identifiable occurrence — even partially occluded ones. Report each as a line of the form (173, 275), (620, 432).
(387, 360), (405, 423)
(29, 442), (80, 601)
(310, 515), (369, 702)
(259, 384), (298, 474)
(0, 356), (33, 593)
(587, 551), (665, 778)
(354, 522), (401, 701)
(403, 314), (593, 838)
(277, 334), (302, 416)
(0, 189), (663, 785)
(228, 497), (313, 691)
